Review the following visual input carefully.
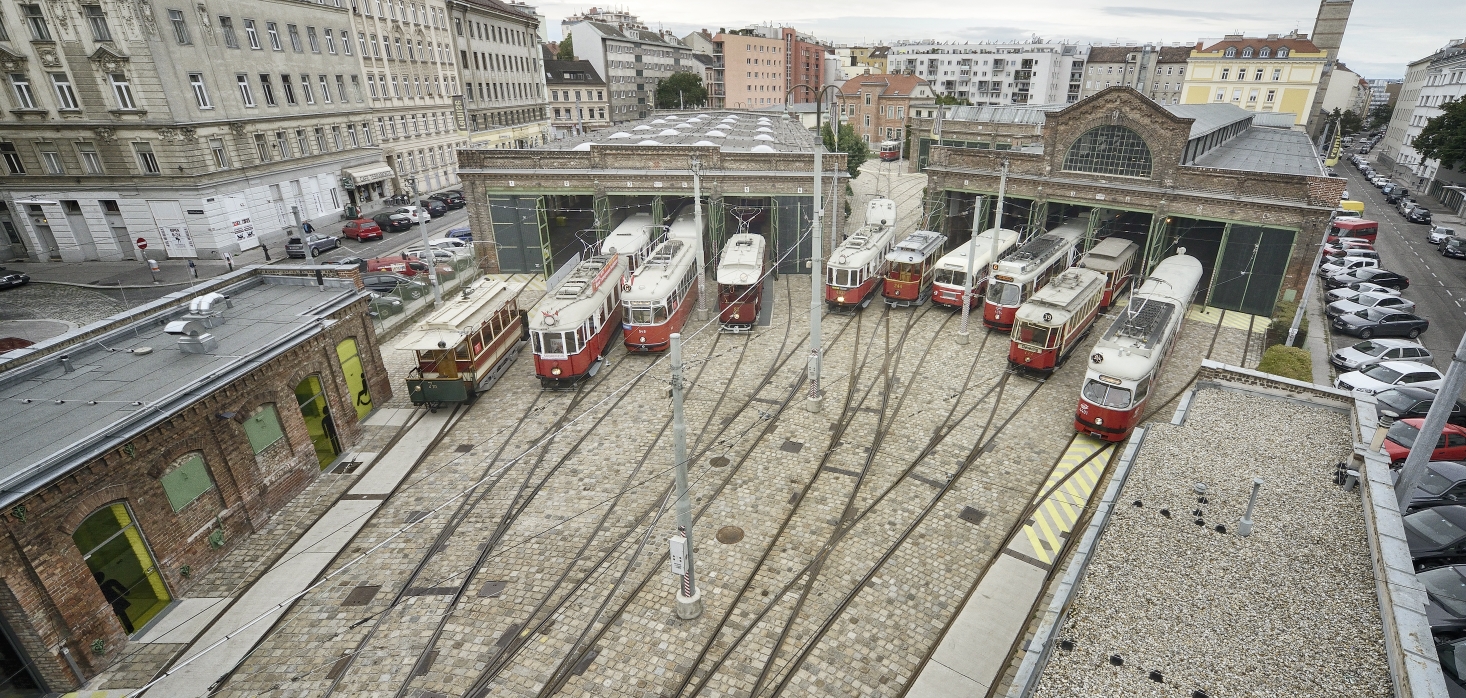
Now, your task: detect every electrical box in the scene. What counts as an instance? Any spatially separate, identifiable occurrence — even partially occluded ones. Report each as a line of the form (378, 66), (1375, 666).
(669, 534), (687, 575)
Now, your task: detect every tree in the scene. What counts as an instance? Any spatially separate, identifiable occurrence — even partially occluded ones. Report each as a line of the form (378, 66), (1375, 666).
(1337, 109), (1363, 136)
(556, 35), (574, 60)
(1413, 98), (1466, 171)
(1368, 103), (1393, 130)
(655, 72), (706, 109)
(821, 121), (869, 177)
(933, 93), (971, 106)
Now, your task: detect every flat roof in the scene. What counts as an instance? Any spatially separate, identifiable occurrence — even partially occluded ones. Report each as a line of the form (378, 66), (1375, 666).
(1034, 386), (1391, 696)
(1163, 103), (1254, 139)
(0, 274), (361, 507)
(1193, 125), (1325, 176)
(540, 110), (820, 153)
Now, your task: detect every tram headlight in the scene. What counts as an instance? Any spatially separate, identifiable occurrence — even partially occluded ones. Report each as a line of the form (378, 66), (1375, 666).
(551, 367), (562, 376)
(1094, 417), (1104, 425)
(732, 312), (740, 320)
(837, 295), (845, 302)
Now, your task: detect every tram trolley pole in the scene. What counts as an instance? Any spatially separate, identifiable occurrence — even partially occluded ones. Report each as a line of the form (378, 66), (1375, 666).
(669, 333), (703, 619)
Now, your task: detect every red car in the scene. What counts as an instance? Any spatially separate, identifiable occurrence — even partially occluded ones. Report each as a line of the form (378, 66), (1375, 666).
(342, 218), (384, 241)
(1382, 419), (1466, 466)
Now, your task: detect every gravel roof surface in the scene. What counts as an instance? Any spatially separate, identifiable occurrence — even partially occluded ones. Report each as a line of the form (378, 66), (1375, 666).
(1035, 386), (1391, 698)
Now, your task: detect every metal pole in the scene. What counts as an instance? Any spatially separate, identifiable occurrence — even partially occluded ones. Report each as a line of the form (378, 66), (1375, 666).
(1237, 477), (1263, 536)
(693, 156), (708, 321)
(808, 86), (829, 412)
(670, 333), (703, 619)
(1287, 232), (1327, 347)
(968, 161), (1008, 338)
(1397, 328), (1466, 508)
(956, 192), (983, 345)
(409, 178), (441, 306)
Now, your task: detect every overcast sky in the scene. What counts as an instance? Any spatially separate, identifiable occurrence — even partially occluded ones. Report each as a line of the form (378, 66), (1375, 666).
(541, 0), (1464, 80)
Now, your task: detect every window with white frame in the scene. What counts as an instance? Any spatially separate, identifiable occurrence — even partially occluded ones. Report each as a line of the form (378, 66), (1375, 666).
(84, 5), (111, 41)
(9, 74), (37, 109)
(76, 141), (103, 173)
(324, 28), (336, 53)
(36, 142), (63, 174)
(0, 142), (25, 174)
(209, 138), (229, 169)
(167, 8), (190, 44)
(244, 19), (260, 49)
(51, 73), (78, 110)
(237, 74), (254, 105)
(307, 26), (320, 53)
(301, 74), (314, 103)
(21, 4), (50, 41)
(189, 73), (211, 108)
(220, 15), (237, 48)
(133, 141), (160, 174)
(110, 73), (136, 109)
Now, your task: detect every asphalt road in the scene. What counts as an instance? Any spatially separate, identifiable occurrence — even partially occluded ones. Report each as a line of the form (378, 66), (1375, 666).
(1334, 164), (1464, 362)
(288, 207), (470, 267)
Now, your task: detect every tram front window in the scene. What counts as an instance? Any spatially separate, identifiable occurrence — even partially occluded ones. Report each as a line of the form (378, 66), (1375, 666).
(628, 305), (655, 325)
(934, 269), (964, 287)
(1082, 379), (1132, 409)
(987, 281), (1021, 306)
(542, 332), (566, 354)
(653, 303), (669, 323)
(1015, 322), (1052, 347)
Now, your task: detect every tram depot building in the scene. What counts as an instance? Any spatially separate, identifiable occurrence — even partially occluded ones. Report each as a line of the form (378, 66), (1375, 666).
(0, 265), (388, 690)
(457, 111), (846, 277)
(911, 87), (1344, 317)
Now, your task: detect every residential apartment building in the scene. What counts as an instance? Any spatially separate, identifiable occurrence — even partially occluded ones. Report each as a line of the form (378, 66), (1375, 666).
(1381, 41), (1466, 186)
(0, 0), (419, 263)
(689, 53), (719, 105)
(567, 20), (693, 122)
(1317, 61), (1370, 118)
(886, 40), (1086, 105)
(446, 0), (550, 149)
(1181, 32), (1326, 126)
(715, 32), (788, 109)
(733, 25), (828, 104)
(1080, 44), (1191, 105)
(544, 52), (609, 133)
(1367, 78), (1402, 110)
(682, 29), (716, 57)
(837, 74), (933, 144)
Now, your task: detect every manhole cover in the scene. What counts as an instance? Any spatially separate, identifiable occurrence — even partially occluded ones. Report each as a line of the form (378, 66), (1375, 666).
(710, 456), (730, 468)
(716, 526), (744, 544)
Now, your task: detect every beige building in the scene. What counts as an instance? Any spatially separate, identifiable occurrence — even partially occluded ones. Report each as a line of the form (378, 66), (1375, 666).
(446, 0), (548, 150)
(837, 74), (933, 144)
(1081, 45), (1191, 105)
(544, 52), (609, 133)
(1181, 32), (1327, 126)
(715, 32), (787, 109)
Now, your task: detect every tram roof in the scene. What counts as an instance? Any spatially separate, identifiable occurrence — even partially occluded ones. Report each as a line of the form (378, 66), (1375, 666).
(398, 280), (526, 351)
(1078, 237), (1139, 273)
(936, 228), (1021, 271)
(0, 271), (365, 508)
(717, 234), (766, 284)
(887, 231), (947, 264)
(624, 238), (696, 302)
(1019, 268), (1106, 316)
(529, 255), (627, 331)
(600, 213), (657, 257)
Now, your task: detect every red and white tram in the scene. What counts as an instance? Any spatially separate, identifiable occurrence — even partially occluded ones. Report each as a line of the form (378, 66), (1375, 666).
(1076, 237), (1140, 309)
(1008, 268), (1106, 373)
(402, 279), (528, 405)
(529, 253), (628, 388)
(826, 198), (898, 311)
(599, 212), (660, 273)
(983, 222), (1084, 332)
(623, 205), (701, 351)
(1074, 251), (1204, 442)
(883, 230), (947, 306)
(717, 233), (767, 332)
(931, 227), (1021, 308)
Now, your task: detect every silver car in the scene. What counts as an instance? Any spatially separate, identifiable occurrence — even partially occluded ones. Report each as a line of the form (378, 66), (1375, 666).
(1330, 338), (1434, 371)
(1326, 282), (1401, 304)
(1431, 226), (1457, 244)
(1326, 291), (1416, 319)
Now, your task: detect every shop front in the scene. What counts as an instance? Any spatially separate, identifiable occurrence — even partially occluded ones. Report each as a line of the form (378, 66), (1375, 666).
(340, 164), (397, 218)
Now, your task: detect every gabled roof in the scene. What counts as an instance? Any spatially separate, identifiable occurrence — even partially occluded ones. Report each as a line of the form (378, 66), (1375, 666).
(456, 0), (538, 23)
(1196, 36), (1322, 56)
(574, 20), (686, 49)
(545, 59), (605, 85)
(1086, 45), (1191, 64)
(839, 73), (929, 97)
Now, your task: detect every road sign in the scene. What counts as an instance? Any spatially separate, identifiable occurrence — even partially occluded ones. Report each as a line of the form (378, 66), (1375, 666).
(136, 238), (148, 250)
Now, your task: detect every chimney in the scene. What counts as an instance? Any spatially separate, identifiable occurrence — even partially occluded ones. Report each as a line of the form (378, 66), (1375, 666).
(59, 355), (75, 373)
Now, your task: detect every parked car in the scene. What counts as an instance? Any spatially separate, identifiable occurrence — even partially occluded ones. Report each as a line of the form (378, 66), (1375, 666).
(1444, 237), (1466, 260)
(285, 233), (340, 258)
(446, 226), (472, 242)
(1323, 239), (1375, 258)
(1375, 387), (1466, 428)
(1332, 307), (1429, 339)
(393, 206), (432, 225)
(1411, 207), (1435, 225)
(341, 218), (384, 242)
(427, 237), (470, 251)
(368, 291), (405, 318)
(1432, 226), (1459, 245)
(1435, 635), (1466, 696)
(418, 199), (448, 218)
(403, 247), (470, 273)
(1325, 291), (1416, 319)
(372, 211), (413, 232)
(330, 256), (368, 271)
(1383, 184), (1398, 196)
(1385, 421), (1466, 468)
(360, 271), (427, 299)
(1330, 338), (1434, 372)
(1326, 281), (1401, 304)
(1400, 199), (1421, 216)
(1418, 564), (1466, 638)
(1336, 360), (1443, 394)
(1325, 267), (1410, 290)
(1405, 505), (1466, 570)
(1320, 248), (1381, 266)
(429, 192), (467, 209)
(1394, 462), (1466, 514)
(0, 271), (29, 290)
(1386, 191), (1407, 205)
(1318, 256), (1380, 277)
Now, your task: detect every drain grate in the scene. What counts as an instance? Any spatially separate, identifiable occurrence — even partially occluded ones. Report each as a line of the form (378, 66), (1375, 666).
(494, 623), (521, 648)
(341, 584), (381, 606)
(478, 580), (507, 598)
(716, 526), (745, 544)
(958, 506), (986, 526)
(412, 650), (438, 676)
(336, 461), (363, 474)
(709, 456), (730, 468)
(780, 440), (804, 453)
(571, 648), (599, 676)
(455, 444), (475, 453)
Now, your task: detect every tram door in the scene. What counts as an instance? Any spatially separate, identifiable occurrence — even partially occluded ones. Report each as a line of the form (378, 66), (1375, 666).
(73, 503), (171, 635)
(295, 375), (341, 468)
(336, 339), (373, 422)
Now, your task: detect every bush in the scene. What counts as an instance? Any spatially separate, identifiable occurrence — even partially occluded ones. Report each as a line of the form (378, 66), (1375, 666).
(1257, 345), (1313, 382)
(1265, 299), (1308, 348)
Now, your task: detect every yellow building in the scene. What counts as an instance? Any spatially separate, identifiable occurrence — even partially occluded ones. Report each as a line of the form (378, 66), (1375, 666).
(1181, 33), (1326, 126)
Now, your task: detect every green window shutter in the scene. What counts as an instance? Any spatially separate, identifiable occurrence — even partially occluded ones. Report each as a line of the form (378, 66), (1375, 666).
(242, 404), (285, 454)
(160, 454), (215, 512)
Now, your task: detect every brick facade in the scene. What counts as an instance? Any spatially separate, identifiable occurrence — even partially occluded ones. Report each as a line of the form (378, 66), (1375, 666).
(837, 74), (932, 145)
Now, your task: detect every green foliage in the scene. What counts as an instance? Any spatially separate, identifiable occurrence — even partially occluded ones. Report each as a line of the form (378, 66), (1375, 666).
(1264, 299), (1308, 348)
(1335, 108), (1362, 136)
(555, 35), (574, 60)
(933, 94), (970, 106)
(655, 72), (707, 109)
(821, 122), (869, 178)
(1368, 103), (1394, 129)
(1413, 98), (1466, 171)
(1257, 345), (1313, 383)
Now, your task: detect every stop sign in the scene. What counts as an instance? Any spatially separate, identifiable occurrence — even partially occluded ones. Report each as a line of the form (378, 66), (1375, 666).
(136, 237), (147, 250)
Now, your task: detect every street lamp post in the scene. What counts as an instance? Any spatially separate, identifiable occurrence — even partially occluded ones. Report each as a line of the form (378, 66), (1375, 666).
(786, 82), (843, 413)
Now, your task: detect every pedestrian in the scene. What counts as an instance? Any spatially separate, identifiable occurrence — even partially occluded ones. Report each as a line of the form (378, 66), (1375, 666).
(187, 259), (197, 279)
(94, 571), (134, 633)
(302, 220), (315, 235)
(224, 252), (234, 272)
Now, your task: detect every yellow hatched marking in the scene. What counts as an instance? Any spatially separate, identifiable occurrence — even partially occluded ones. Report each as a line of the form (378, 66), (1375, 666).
(1186, 304), (1266, 330)
(1022, 435), (1113, 563)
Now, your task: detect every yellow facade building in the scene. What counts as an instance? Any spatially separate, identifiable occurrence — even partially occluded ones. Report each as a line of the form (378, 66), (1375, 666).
(1181, 33), (1326, 126)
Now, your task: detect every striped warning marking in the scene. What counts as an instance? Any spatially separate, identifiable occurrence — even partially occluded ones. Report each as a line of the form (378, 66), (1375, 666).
(1186, 304), (1266, 331)
(1020, 435), (1114, 565)
(483, 272), (547, 291)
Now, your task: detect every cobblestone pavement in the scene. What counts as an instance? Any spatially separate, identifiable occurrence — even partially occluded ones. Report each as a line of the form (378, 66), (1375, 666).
(0, 283), (126, 326)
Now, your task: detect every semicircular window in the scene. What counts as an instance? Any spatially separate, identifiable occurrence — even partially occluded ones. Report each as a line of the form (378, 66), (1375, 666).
(1062, 125), (1153, 178)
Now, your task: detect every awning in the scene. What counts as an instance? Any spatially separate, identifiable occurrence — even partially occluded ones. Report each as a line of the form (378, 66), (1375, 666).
(341, 163), (395, 187)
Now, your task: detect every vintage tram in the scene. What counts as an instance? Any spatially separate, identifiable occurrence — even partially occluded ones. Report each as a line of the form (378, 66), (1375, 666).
(983, 221), (1084, 332)
(883, 230), (947, 306)
(1077, 237), (1140, 309)
(717, 233), (767, 332)
(931, 227), (1021, 309)
(623, 204), (701, 351)
(402, 279), (528, 406)
(1074, 251), (1204, 442)
(878, 140), (902, 162)
(1008, 268), (1106, 373)
(826, 198), (899, 311)
(528, 253), (628, 388)
(600, 212), (660, 272)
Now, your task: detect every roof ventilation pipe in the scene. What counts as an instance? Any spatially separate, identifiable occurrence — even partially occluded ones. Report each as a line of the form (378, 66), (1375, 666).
(165, 318), (218, 354)
(183, 292), (231, 328)
(59, 354), (75, 373)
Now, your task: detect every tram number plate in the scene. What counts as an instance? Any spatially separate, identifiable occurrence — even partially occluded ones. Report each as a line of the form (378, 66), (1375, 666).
(669, 534), (688, 575)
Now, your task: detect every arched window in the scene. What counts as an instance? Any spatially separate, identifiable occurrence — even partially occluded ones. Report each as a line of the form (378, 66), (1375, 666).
(1259, 47), (1271, 58)
(1278, 47), (1289, 58)
(863, 91), (871, 106)
(1224, 47), (1236, 57)
(1241, 47), (1253, 58)
(1062, 125), (1153, 178)
(74, 503), (172, 634)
